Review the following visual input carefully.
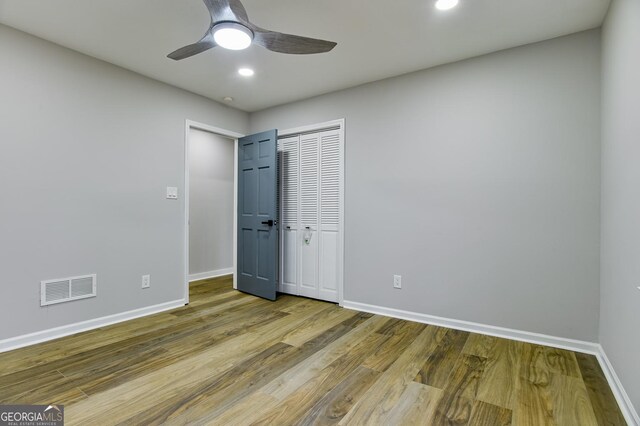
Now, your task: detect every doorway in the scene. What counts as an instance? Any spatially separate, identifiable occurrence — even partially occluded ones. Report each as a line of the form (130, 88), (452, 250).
(183, 120), (243, 304)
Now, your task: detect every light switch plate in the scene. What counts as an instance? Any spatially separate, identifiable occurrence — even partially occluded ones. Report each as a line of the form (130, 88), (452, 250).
(166, 187), (178, 200)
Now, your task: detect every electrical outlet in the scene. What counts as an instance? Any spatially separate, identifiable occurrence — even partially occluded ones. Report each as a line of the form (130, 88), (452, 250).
(393, 275), (402, 289)
(142, 275), (151, 289)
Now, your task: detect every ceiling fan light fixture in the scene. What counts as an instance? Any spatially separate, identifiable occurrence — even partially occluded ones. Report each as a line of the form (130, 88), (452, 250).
(435, 0), (459, 10)
(167, 0), (338, 60)
(213, 22), (253, 50)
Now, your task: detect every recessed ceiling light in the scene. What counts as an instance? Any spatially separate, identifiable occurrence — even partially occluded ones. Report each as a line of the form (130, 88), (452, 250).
(223, 96), (233, 103)
(238, 68), (255, 77)
(435, 0), (459, 11)
(213, 22), (253, 50)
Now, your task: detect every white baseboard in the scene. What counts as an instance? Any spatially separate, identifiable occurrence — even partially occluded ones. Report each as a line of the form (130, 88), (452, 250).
(0, 299), (186, 354)
(342, 300), (601, 354)
(342, 300), (638, 425)
(189, 268), (233, 282)
(595, 345), (640, 425)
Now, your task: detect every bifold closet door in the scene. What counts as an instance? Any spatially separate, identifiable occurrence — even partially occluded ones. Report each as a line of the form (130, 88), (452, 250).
(317, 130), (340, 302)
(298, 133), (320, 299)
(278, 129), (341, 303)
(278, 136), (298, 295)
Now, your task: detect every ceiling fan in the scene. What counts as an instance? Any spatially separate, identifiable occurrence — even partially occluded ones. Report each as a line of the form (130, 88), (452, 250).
(167, 0), (337, 60)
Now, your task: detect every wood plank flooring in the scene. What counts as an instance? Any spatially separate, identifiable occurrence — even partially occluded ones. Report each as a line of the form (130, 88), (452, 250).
(0, 276), (626, 425)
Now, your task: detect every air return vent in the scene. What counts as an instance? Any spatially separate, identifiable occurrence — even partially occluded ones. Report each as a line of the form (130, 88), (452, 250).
(41, 274), (97, 306)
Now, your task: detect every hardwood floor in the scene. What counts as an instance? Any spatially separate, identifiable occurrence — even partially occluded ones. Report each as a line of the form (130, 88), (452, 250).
(0, 276), (626, 425)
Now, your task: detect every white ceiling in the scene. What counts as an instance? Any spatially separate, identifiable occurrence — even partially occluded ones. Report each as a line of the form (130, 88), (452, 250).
(0, 0), (610, 112)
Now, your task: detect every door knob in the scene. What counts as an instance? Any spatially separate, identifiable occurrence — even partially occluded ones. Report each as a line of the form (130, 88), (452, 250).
(261, 219), (274, 226)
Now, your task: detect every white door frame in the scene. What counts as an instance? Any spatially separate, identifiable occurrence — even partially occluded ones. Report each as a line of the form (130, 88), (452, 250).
(279, 118), (346, 305)
(184, 120), (244, 304)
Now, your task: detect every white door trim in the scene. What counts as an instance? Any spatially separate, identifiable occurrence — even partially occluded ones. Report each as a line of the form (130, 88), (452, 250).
(184, 120), (244, 305)
(279, 118), (346, 305)
(279, 119), (344, 138)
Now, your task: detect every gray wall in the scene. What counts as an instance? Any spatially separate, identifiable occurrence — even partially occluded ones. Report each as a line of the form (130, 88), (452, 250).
(251, 30), (602, 341)
(600, 0), (640, 413)
(0, 24), (248, 340)
(188, 129), (234, 277)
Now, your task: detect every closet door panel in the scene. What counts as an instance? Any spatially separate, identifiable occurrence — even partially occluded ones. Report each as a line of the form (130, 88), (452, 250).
(318, 130), (341, 302)
(278, 136), (299, 294)
(298, 133), (320, 298)
(319, 231), (338, 301)
(281, 229), (297, 294)
(299, 231), (318, 298)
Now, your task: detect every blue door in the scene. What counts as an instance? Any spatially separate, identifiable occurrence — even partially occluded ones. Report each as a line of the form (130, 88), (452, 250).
(237, 130), (279, 300)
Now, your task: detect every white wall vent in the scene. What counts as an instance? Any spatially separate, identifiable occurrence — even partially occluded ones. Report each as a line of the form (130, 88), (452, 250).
(41, 274), (97, 306)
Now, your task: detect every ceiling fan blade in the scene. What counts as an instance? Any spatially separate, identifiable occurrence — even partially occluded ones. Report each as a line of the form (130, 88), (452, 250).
(227, 0), (249, 22)
(167, 33), (216, 60)
(202, 0), (248, 22)
(253, 30), (337, 55)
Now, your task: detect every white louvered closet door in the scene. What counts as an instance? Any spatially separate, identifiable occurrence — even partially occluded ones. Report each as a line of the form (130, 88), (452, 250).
(318, 130), (341, 302)
(278, 136), (299, 295)
(298, 133), (320, 299)
(278, 127), (342, 303)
